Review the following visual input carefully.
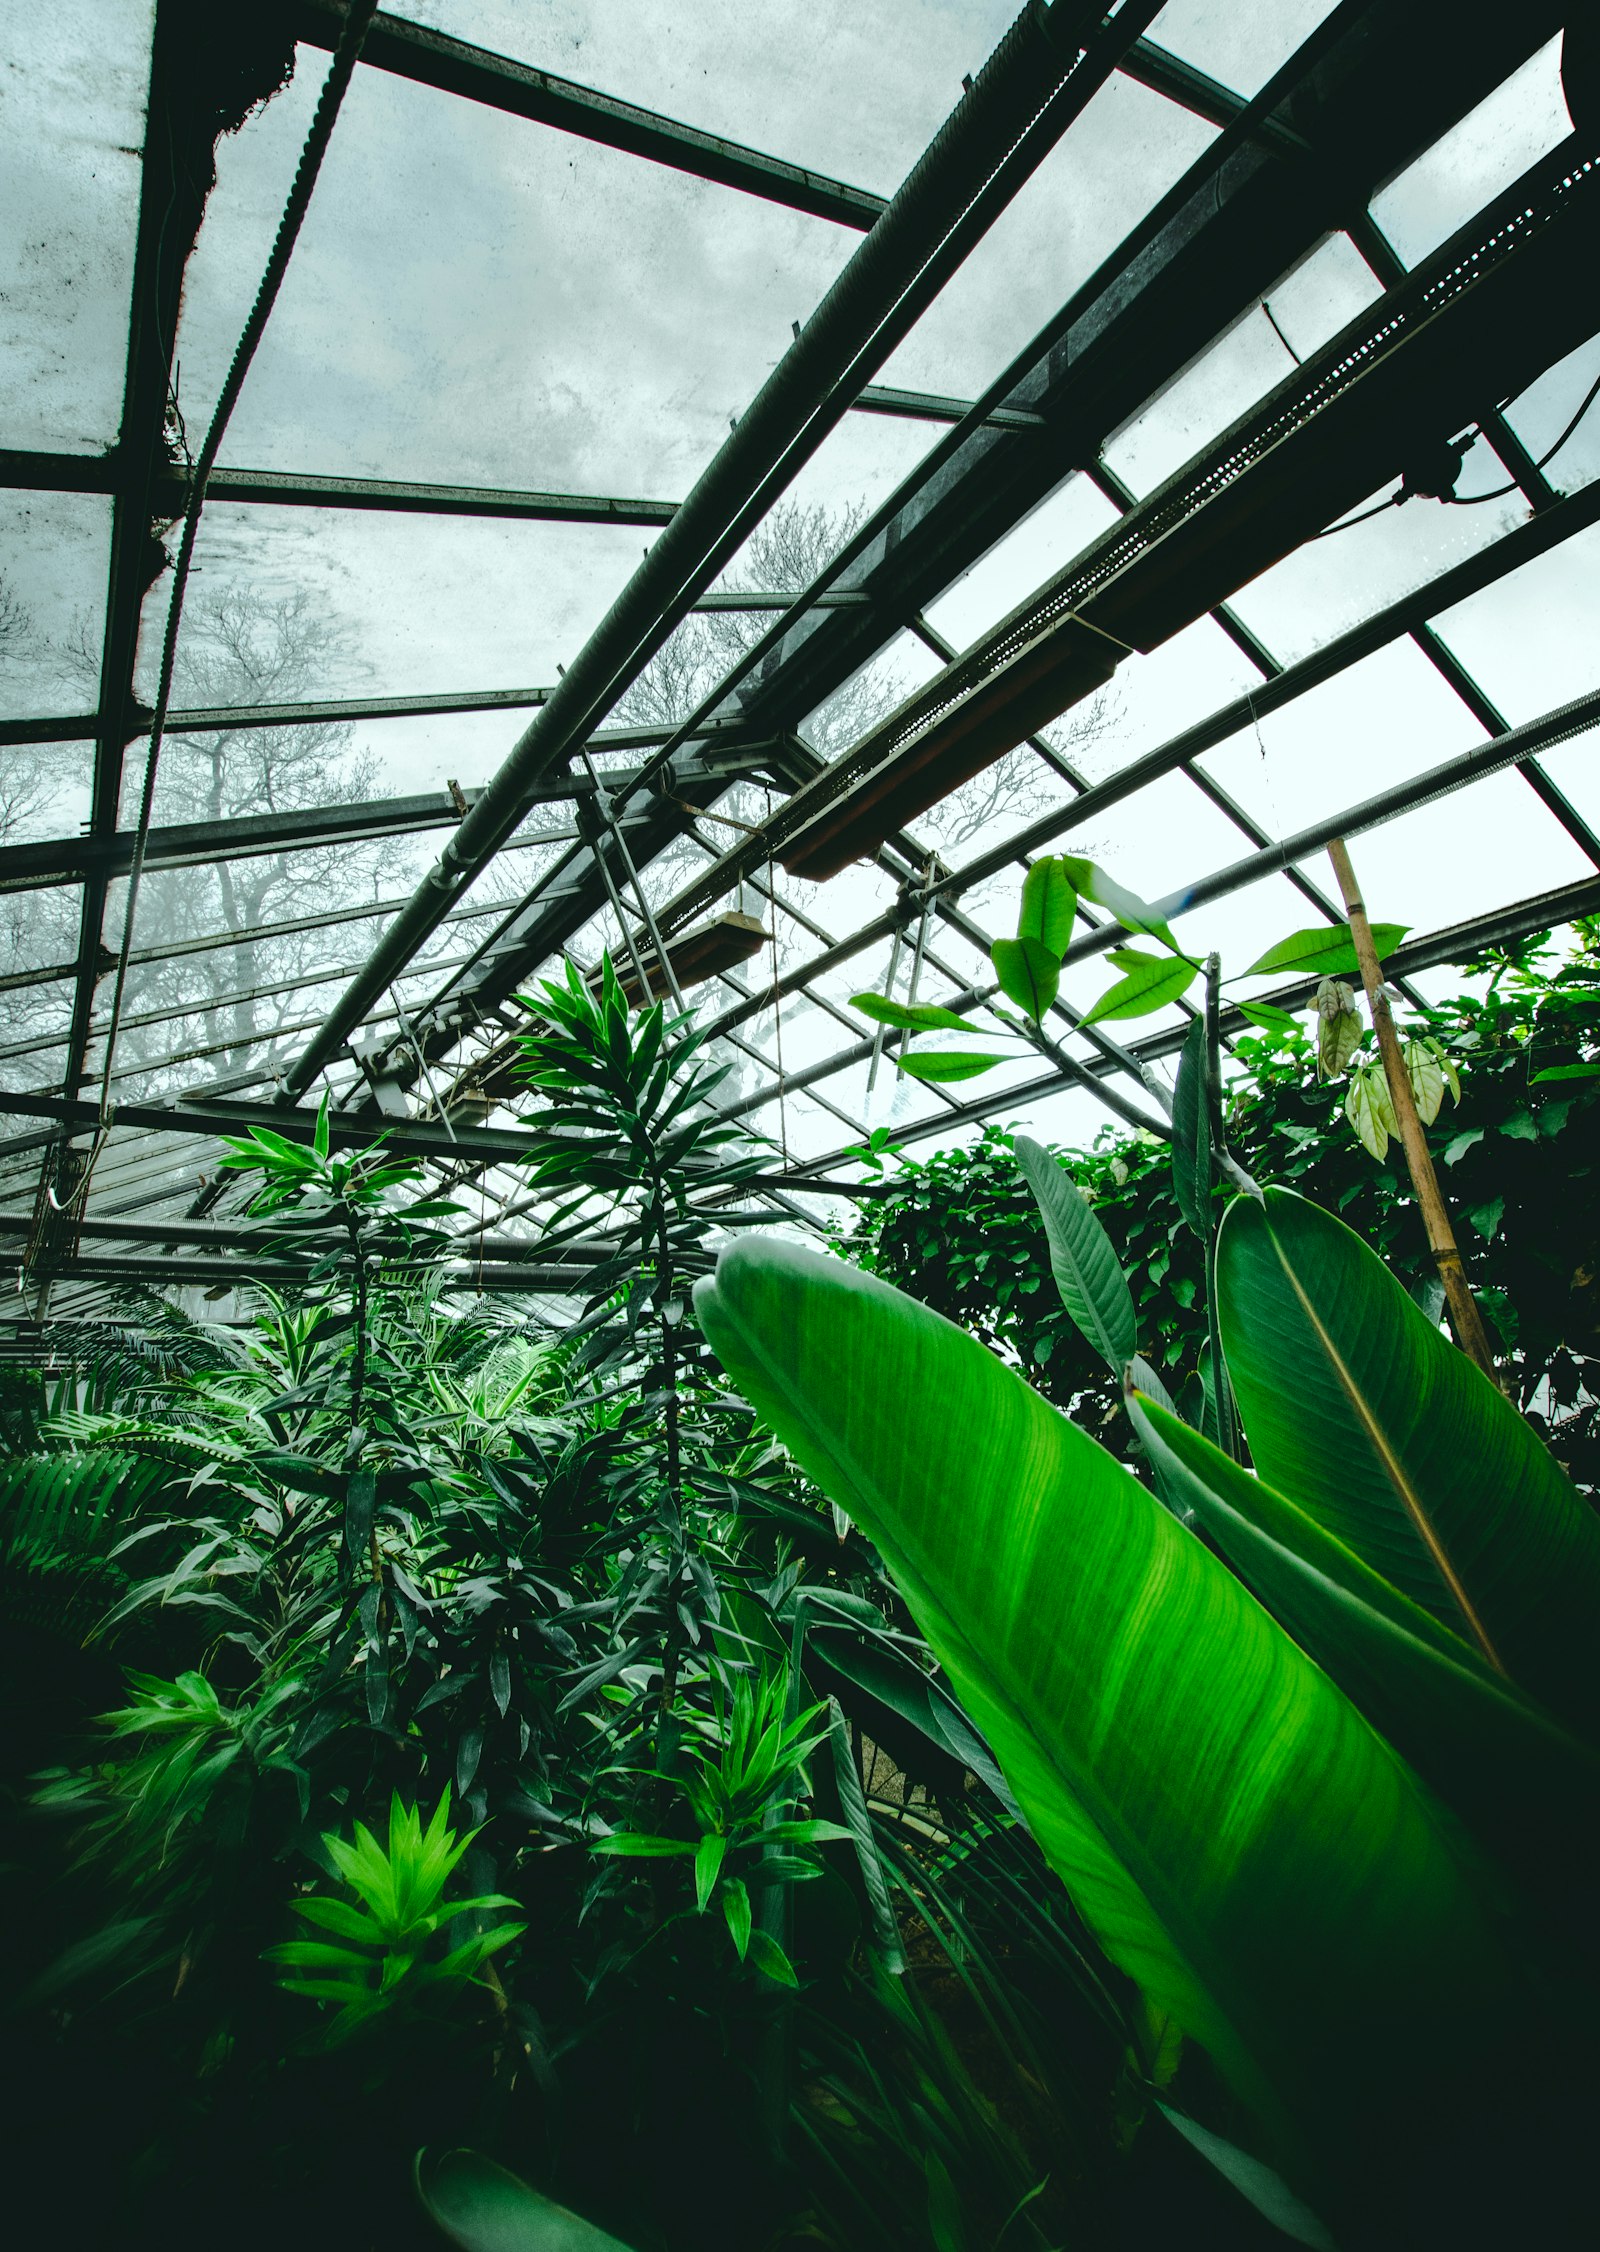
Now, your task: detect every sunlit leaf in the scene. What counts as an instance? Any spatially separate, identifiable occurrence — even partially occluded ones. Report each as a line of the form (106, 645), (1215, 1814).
(897, 1050), (1002, 1082)
(1017, 856), (1077, 954)
(849, 993), (981, 1034)
(1058, 856), (1178, 950)
(990, 935), (1060, 1023)
(1080, 952), (1198, 1026)
(1244, 924), (1409, 978)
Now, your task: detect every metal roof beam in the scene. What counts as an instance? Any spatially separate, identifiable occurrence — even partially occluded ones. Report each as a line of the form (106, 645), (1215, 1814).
(291, 2), (888, 231)
(396, 0), (1571, 1040)
(280, 0), (1164, 1098)
(0, 447), (680, 525)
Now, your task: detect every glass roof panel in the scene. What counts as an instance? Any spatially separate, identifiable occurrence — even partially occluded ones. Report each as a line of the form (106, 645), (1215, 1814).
(1370, 35), (1572, 267)
(1144, 0), (1342, 101)
(1194, 639), (1487, 842)
(1428, 516), (1600, 727)
(409, 0), (1018, 195)
(1500, 334), (1600, 498)
(924, 473), (1119, 650)
(1222, 467), (1520, 668)
(0, 491), (110, 720)
(131, 507), (646, 721)
(1340, 768), (1594, 936)
(0, 740), (93, 847)
(174, 43), (860, 503)
(0, 1), (149, 454)
(876, 72), (1215, 401)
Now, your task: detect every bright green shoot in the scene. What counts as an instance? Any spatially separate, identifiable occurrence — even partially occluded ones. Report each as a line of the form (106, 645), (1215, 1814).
(592, 1663), (847, 1986)
(267, 1789), (525, 2044)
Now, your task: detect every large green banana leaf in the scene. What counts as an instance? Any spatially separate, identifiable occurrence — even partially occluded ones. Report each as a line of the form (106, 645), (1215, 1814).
(1216, 1190), (1600, 1739)
(695, 1240), (1521, 2204)
(1127, 1391), (1600, 1889)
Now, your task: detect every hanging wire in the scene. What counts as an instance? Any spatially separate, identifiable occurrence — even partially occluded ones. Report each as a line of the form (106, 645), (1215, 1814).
(1446, 363), (1600, 503)
(1314, 365), (1600, 540)
(64, 1), (382, 1215)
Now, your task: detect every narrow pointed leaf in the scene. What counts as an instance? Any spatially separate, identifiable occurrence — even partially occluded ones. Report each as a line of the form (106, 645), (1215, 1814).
(694, 1832), (727, 1913)
(695, 1239), (1520, 2196)
(1080, 952), (1197, 1026)
(1216, 1189), (1600, 1741)
(1014, 1136), (1135, 1371)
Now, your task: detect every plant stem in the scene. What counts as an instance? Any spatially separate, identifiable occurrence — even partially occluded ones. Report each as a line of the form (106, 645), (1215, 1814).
(345, 1200), (368, 1448)
(1326, 837), (1500, 1382)
(1203, 959), (1241, 1462)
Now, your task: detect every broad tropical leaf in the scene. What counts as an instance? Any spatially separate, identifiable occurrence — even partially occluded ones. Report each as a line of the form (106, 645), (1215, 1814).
(696, 1239), (1521, 2206)
(990, 935), (1060, 1022)
(1243, 924), (1408, 977)
(1014, 1136), (1135, 1371)
(415, 2149), (637, 2250)
(1017, 856), (1077, 955)
(1127, 1390), (1600, 1882)
(1058, 857), (1178, 950)
(897, 1050), (1001, 1083)
(1216, 1189), (1600, 1741)
(1080, 951), (1197, 1026)
(849, 993), (981, 1034)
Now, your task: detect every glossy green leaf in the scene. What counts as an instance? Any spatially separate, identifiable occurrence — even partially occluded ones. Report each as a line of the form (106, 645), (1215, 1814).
(849, 992), (982, 1034)
(1216, 1189), (1600, 1741)
(1015, 1136), (1135, 1371)
(1156, 2109), (1335, 2250)
(1243, 924), (1408, 978)
(1531, 1062), (1600, 1082)
(1058, 856), (1177, 950)
(990, 935), (1060, 1023)
(747, 1927), (799, 1986)
(897, 1050), (1002, 1083)
(1127, 1390), (1600, 1879)
(1017, 856), (1077, 954)
(1080, 951), (1198, 1026)
(1236, 1000), (1302, 1038)
(695, 1240), (1518, 2195)
(721, 1875), (751, 1960)
(1170, 1020), (1211, 1240)
(416, 2149), (638, 2251)
(694, 1832), (726, 1912)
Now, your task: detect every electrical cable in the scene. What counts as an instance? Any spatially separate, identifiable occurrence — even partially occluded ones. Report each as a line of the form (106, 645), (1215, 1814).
(1447, 362), (1600, 503)
(72, 1), (381, 1206)
(1313, 361), (1600, 538)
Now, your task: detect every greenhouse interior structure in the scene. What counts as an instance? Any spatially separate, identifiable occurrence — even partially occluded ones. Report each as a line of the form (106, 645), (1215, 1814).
(4, 1), (1600, 2244)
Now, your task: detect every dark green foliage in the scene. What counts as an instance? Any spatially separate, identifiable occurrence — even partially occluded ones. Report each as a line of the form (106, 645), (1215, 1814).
(849, 926), (1600, 1490)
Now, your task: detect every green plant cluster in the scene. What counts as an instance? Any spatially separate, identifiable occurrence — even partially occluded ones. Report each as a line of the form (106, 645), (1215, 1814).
(849, 924), (1600, 1490)
(4, 957), (1205, 2252)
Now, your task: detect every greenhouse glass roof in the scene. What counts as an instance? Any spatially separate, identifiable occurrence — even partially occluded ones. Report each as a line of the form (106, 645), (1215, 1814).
(2, 0), (1598, 1322)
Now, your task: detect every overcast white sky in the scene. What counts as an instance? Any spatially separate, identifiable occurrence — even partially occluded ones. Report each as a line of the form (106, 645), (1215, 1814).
(1, 3), (1596, 1155)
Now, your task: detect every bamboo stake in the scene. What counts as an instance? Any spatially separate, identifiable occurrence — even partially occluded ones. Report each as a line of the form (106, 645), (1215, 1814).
(1326, 837), (1500, 1381)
